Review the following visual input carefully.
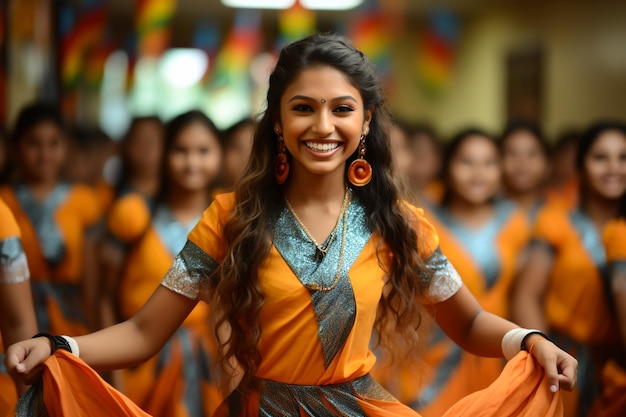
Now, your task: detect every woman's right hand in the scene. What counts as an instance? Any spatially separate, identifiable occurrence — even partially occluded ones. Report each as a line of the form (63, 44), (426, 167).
(4, 337), (53, 385)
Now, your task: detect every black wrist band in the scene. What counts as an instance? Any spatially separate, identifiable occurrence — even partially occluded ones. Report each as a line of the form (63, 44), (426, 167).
(32, 332), (72, 354)
(520, 331), (550, 351)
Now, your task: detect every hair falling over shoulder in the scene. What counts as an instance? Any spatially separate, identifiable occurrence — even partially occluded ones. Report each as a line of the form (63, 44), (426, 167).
(209, 32), (434, 395)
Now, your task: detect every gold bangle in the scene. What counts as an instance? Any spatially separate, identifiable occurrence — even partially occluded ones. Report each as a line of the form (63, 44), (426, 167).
(528, 337), (547, 356)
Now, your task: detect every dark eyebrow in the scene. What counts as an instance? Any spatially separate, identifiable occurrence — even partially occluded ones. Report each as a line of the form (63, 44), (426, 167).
(287, 95), (358, 103)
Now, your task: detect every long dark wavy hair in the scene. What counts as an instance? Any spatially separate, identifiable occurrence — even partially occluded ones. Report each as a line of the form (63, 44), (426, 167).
(210, 33), (432, 393)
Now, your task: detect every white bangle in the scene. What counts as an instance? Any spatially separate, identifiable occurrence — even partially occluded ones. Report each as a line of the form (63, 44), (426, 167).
(501, 328), (543, 360)
(61, 335), (80, 357)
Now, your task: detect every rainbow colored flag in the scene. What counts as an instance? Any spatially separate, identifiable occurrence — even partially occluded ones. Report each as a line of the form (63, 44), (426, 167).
(276, 1), (316, 49)
(417, 9), (459, 98)
(83, 42), (117, 88)
(59, 2), (107, 90)
(206, 10), (261, 88)
(347, 4), (394, 79)
(135, 0), (177, 57)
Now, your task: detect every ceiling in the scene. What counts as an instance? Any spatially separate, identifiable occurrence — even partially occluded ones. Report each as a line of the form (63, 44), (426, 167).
(107, 0), (504, 20)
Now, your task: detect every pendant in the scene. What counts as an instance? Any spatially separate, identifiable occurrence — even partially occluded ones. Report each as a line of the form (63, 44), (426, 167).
(314, 247), (325, 262)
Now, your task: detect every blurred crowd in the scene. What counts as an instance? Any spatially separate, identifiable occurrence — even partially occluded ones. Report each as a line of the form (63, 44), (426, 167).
(0, 101), (624, 417)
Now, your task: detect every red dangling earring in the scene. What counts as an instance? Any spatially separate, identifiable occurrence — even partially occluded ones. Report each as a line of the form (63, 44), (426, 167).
(348, 135), (372, 186)
(275, 132), (289, 184)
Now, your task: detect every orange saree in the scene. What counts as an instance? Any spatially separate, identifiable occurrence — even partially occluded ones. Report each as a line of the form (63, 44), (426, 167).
(106, 193), (220, 417)
(376, 201), (531, 417)
(12, 193), (563, 417)
(12, 348), (563, 416)
(531, 204), (622, 417)
(586, 219), (626, 417)
(0, 184), (102, 337)
(0, 197), (31, 414)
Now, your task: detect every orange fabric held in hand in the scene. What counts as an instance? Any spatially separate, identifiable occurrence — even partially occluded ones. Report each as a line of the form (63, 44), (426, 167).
(29, 349), (562, 417)
(442, 350), (563, 417)
(40, 350), (151, 416)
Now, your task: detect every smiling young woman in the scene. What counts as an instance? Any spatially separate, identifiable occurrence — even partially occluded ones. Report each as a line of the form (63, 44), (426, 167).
(512, 121), (626, 417)
(377, 129), (533, 417)
(6, 33), (576, 417)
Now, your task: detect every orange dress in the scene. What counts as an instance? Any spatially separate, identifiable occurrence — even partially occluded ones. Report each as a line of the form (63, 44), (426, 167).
(0, 197), (32, 414)
(93, 179), (116, 214)
(161, 193), (554, 416)
(0, 183), (102, 336)
(12, 193), (563, 417)
(586, 219), (626, 417)
(532, 204), (622, 417)
(14, 349), (562, 417)
(544, 177), (579, 210)
(380, 201), (531, 417)
(106, 193), (220, 417)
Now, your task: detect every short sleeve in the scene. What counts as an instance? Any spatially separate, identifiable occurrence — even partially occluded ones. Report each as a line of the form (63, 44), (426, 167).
(160, 193), (234, 302)
(0, 197), (20, 240)
(0, 236), (30, 284)
(106, 193), (151, 244)
(402, 202), (463, 304)
(72, 184), (104, 229)
(530, 204), (567, 251)
(0, 199), (30, 284)
(602, 219), (626, 263)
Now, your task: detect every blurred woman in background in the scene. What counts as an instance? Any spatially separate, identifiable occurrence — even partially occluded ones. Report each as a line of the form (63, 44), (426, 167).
(0, 197), (37, 414)
(221, 117), (254, 191)
(64, 126), (118, 212)
(499, 120), (551, 220)
(113, 116), (164, 202)
(402, 122), (444, 205)
(98, 110), (223, 417)
(0, 102), (102, 336)
(512, 121), (626, 417)
(0, 126), (8, 184)
(545, 130), (581, 208)
(388, 129), (531, 417)
(587, 212), (626, 416)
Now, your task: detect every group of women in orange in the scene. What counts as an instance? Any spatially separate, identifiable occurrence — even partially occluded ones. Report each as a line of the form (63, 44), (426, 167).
(0, 32), (621, 416)
(0, 104), (250, 416)
(384, 117), (626, 417)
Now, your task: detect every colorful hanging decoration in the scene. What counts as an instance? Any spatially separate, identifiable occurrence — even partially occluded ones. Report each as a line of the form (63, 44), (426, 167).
(203, 10), (262, 128)
(276, 1), (316, 49)
(135, 0), (177, 57)
(193, 19), (221, 85)
(417, 8), (459, 98)
(59, 1), (107, 90)
(347, 0), (394, 80)
(83, 42), (117, 88)
(206, 10), (261, 88)
(0, 2), (5, 122)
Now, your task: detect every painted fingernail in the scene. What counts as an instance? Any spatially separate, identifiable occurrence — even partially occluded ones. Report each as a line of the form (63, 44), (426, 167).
(550, 385), (558, 393)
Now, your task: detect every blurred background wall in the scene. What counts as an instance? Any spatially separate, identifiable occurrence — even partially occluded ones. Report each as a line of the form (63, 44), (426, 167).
(3, 0), (625, 140)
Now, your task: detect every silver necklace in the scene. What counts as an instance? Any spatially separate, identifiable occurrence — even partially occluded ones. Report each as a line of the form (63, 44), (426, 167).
(285, 188), (351, 262)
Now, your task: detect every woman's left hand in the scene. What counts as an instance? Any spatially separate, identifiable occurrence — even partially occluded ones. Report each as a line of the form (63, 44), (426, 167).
(528, 336), (578, 392)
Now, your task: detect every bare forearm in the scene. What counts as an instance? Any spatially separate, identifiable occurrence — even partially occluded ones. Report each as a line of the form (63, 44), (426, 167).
(74, 319), (163, 370)
(511, 291), (548, 331)
(459, 311), (518, 357)
(75, 285), (197, 370)
(82, 236), (100, 329)
(612, 271), (626, 348)
(0, 282), (38, 349)
(1, 322), (37, 352)
(95, 240), (125, 329)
